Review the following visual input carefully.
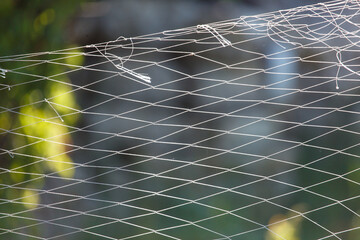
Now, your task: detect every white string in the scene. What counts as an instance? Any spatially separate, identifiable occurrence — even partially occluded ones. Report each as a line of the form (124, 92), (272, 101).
(197, 24), (232, 47)
(0, 68), (6, 78)
(0, 68), (10, 90)
(44, 98), (64, 122)
(90, 37), (151, 83)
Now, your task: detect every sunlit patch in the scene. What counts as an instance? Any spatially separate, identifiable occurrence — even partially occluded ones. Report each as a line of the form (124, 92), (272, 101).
(49, 81), (80, 124)
(47, 154), (75, 178)
(65, 47), (84, 69)
(21, 189), (39, 209)
(266, 205), (306, 240)
(19, 103), (75, 179)
(267, 214), (299, 240)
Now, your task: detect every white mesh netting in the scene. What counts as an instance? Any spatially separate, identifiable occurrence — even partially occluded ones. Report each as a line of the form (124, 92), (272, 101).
(0, 0), (360, 239)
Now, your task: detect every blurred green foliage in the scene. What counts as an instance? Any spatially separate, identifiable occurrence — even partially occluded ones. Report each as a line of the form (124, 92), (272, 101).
(0, 0), (85, 218)
(0, 0), (84, 54)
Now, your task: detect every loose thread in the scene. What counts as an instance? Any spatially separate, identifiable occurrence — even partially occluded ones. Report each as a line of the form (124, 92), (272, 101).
(93, 39), (151, 83)
(197, 24), (231, 47)
(115, 64), (151, 83)
(335, 50), (343, 90)
(7, 150), (14, 158)
(44, 98), (64, 122)
(0, 84), (11, 90)
(335, 63), (340, 90)
(266, 21), (287, 49)
(0, 68), (11, 91)
(0, 68), (6, 78)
